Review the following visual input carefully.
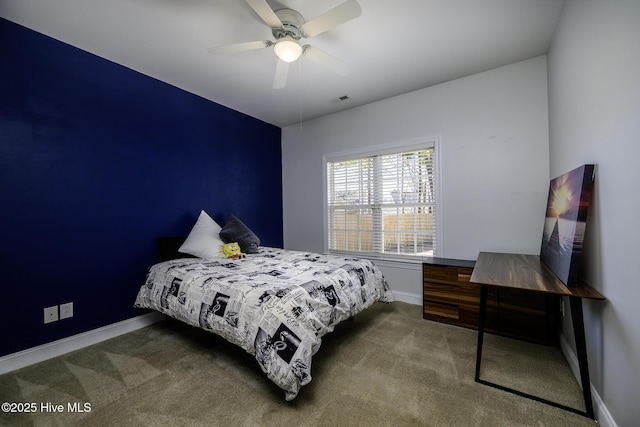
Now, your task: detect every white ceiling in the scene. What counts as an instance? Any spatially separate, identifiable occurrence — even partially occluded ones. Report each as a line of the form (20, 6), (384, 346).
(0, 0), (564, 127)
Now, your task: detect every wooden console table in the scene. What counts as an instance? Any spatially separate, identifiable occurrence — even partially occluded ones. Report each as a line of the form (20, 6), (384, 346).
(470, 252), (605, 419)
(423, 258), (558, 344)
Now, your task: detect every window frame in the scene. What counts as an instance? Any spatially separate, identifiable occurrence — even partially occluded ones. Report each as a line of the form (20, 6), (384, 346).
(323, 136), (443, 262)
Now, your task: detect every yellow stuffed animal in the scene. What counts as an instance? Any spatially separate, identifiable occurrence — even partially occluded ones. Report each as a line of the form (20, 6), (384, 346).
(222, 242), (246, 259)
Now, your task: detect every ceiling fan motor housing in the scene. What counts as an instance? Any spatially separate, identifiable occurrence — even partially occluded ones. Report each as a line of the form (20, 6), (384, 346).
(273, 9), (305, 40)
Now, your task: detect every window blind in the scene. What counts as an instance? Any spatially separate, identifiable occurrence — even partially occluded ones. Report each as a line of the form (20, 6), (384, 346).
(327, 145), (436, 258)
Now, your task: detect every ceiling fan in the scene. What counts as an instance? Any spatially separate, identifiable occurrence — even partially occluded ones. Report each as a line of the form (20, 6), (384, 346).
(207, 0), (362, 89)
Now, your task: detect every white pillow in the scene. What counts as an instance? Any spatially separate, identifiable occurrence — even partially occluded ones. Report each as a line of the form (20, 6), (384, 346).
(178, 210), (225, 258)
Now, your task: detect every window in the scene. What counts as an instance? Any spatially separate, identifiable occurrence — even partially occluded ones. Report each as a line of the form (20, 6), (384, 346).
(326, 140), (438, 259)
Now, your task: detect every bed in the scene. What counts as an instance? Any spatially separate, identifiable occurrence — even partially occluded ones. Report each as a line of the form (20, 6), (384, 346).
(134, 234), (393, 400)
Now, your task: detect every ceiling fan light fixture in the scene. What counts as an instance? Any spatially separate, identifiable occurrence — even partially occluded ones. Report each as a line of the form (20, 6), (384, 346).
(274, 37), (303, 62)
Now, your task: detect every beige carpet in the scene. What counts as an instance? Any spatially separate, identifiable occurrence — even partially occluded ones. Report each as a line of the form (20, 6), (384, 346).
(0, 302), (596, 426)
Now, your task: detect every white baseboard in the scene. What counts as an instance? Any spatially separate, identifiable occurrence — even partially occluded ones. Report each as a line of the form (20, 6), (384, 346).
(391, 290), (422, 306)
(0, 312), (164, 375)
(558, 332), (616, 427)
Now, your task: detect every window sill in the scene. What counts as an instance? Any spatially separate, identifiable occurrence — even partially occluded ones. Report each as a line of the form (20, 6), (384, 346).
(328, 250), (433, 265)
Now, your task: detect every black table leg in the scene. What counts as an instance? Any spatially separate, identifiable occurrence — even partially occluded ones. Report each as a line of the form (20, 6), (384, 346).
(475, 285), (488, 381)
(569, 296), (595, 419)
(474, 289), (595, 419)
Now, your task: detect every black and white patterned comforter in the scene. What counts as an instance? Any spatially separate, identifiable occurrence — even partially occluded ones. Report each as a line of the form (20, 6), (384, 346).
(134, 247), (393, 400)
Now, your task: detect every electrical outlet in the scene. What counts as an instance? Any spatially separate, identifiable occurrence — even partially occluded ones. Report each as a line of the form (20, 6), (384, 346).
(44, 306), (58, 324)
(60, 302), (74, 320)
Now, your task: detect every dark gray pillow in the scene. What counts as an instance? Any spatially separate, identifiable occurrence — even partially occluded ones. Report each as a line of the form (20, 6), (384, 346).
(219, 214), (260, 254)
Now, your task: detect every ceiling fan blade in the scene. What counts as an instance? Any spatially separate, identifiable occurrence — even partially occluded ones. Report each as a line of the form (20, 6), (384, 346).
(301, 0), (362, 38)
(273, 59), (290, 89)
(207, 40), (272, 55)
(245, 0), (283, 29)
(303, 45), (351, 76)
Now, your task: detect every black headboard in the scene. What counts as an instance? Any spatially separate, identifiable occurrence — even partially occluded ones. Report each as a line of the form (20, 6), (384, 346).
(156, 236), (194, 261)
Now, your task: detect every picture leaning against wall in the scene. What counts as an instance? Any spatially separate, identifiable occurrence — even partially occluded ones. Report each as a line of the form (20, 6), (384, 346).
(540, 164), (595, 287)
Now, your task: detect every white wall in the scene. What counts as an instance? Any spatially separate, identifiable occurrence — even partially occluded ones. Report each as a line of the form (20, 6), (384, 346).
(282, 56), (550, 302)
(547, 1), (640, 426)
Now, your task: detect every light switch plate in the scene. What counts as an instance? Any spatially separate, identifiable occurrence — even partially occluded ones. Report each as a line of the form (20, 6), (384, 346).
(60, 302), (73, 320)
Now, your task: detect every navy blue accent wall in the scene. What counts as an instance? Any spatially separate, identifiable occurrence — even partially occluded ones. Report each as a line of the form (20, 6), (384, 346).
(0, 18), (283, 356)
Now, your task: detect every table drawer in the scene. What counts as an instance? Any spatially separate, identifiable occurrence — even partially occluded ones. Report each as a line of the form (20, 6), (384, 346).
(424, 300), (459, 320)
(424, 265), (473, 284)
(423, 282), (459, 305)
(424, 265), (458, 283)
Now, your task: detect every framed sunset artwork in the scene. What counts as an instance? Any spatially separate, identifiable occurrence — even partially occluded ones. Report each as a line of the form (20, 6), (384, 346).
(540, 164), (595, 287)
